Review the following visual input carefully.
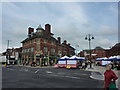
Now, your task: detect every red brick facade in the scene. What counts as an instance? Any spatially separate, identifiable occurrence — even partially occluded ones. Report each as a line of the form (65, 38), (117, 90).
(21, 24), (75, 65)
(79, 44), (120, 59)
(92, 47), (106, 58)
(109, 43), (120, 56)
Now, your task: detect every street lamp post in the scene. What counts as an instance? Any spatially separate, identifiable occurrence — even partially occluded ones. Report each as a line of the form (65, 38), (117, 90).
(85, 34), (94, 68)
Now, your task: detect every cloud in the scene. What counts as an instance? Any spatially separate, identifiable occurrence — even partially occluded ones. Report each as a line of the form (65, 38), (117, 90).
(95, 38), (117, 48)
(109, 3), (118, 14)
(1, 0), (120, 2)
(1, 2), (118, 53)
(94, 25), (118, 37)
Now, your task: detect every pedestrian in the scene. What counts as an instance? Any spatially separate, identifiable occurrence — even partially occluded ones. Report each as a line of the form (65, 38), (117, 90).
(23, 61), (25, 66)
(82, 62), (85, 70)
(31, 61), (33, 67)
(77, 61), (80, 69)
(33, 61), (36, 67)
(104, 64), (118, 90)
(85, 62), (88, 69)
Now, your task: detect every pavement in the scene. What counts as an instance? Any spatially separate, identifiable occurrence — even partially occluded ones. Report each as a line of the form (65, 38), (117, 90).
(2, 65), (103, 88)
(86, 65), (120, 89)
(86, 66), (104, 80)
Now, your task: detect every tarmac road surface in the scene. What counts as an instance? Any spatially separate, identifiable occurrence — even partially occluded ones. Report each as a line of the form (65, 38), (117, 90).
(2, 65), (103, 88)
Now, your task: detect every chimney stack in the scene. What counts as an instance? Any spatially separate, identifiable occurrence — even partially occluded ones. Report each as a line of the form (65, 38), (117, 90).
(28, 27), (34, 37)
(45, 24), (51, 36)
(68, 43), (70, 46)
(64, 40), (67, 45)
(58, 37), (61, 44)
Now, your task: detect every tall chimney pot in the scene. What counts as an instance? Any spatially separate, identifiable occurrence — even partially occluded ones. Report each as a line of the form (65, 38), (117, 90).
(28, 27), (34, 35)
(68, 43), (70, 46)
(28, 27), (34, 37)
(58, 37), (61, 44)
(45, 24), (51, 36)
(64, 40), (67, 45)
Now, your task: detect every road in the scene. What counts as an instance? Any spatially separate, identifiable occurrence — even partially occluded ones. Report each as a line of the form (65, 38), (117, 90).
(2, 65), (103, 88)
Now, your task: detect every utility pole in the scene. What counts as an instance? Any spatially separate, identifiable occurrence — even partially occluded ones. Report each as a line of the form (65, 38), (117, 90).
(7, 40), (11, 49)
(6, 40), (11, 65)
(76, 44), (79, 55)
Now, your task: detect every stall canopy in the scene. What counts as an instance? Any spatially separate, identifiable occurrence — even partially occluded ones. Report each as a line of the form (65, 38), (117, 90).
(96, 58), (104, 61)
(61, 56), (69, 59)
(58, 55), (85, 61)
(96, 55), (120, 61)
(96, 57), (109, 61)
(69, 55), (85, 60)
(108, 56), (120, 61)
(58, 56), (69, 61)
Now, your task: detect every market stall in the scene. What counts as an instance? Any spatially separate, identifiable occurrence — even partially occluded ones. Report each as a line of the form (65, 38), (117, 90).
(57, 56), (69, 68)
(96, 55), (120, 69)
(96, 57), (111, 66)
(66, 55), (85, 68)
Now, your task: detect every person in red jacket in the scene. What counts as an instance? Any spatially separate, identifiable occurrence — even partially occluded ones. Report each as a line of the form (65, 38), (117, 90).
(104, 64), (118, 89)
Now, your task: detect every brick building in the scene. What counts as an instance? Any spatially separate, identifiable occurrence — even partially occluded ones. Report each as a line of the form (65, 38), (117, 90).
(109, 43), (120, 56)
(79, 43), (120, 59)
(92, 47), (106, 58)
(21, 24), (75, 66)
(79, 46), (109, 59)
(2, 47), (22, 64)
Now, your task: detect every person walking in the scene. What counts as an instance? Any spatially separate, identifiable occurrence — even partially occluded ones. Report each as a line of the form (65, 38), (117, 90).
(82, 62), (86, 70)
(85, 62), (88, 69)
(104, 64), (118, 90)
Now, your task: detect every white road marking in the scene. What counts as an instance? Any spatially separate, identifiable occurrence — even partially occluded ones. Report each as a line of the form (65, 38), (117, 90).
(19, 69), (28, 72)
(64, 75), (80, 79)
(8, 68), (14, 71)
(90, 75), (104, 80)
(35, 69), (39, 74)
(73, 73), (88, 76)
(46, 71), (52, 74)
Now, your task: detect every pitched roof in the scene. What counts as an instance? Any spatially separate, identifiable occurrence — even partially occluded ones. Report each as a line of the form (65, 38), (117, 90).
(113, 43), (120, 47)
(94, 46), (104, 50)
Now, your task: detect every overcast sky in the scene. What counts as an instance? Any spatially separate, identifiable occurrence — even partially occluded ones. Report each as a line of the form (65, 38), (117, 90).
(1, 2), (118, 53)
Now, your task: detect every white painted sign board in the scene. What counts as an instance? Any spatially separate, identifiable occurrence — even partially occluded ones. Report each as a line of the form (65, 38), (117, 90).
(67, 60), (76, 64)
